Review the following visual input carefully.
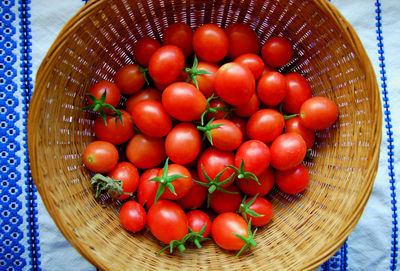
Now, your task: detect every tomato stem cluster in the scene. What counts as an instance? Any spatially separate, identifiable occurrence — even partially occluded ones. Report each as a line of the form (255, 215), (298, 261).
(197, 118), (223, 146)
(184, 55), (212, 90)
(233, 218), (257, 257)
(200, 94), (234, 126)
(226, 160), (260, 185)
(91, 173), (132, 199)
(238, 194), (264, 223)
(81, 92), (124, 126)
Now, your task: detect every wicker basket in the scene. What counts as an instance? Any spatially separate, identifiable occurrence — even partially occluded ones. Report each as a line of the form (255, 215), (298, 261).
(27, 0), (381, 270)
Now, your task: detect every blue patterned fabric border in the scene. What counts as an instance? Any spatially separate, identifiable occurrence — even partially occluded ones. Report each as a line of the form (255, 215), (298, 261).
(375, 1), (398, 270)
(19, 0), (41, 270)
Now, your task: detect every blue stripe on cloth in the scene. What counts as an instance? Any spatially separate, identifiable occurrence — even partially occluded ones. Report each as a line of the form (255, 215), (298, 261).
(19, 0), (41, 270)
(0, 0), (27, 270)
(375, 1), (398, 270)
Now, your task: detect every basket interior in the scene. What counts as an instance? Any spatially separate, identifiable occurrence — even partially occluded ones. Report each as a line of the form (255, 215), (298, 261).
(28, 0), (381, 270)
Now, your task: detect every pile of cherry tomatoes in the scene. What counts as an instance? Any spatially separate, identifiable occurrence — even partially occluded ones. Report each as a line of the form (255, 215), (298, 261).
(82, 22), (338, 256)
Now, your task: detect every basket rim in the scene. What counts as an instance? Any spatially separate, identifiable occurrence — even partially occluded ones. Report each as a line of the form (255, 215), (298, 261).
(27, 0), (382, 270)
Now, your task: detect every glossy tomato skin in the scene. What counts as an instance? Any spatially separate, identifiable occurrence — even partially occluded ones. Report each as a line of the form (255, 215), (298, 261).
(211, 212), (248, 251)
(162, 82), (207, 122)
(93, 110), (135, 145)
(246, 109), (285, 144)
(165, 123), (202, 165)
(234, 53), (264, 80)
(149, 45), (185, 85)
(282, 73), (312, 114)
(130, 100), (172, 138)
(108, 162), (139, 200)
(225, 23), (260, 59)
(87, 80), (120, 110)
(163, 22), (193, 57)
(197, 148), (235, 187)
(192, 62), (218, 98)
(235, 140), (271, 176)
(236, 166), (275, 196)
(187, 210), (212, 237)
(192, 24), (228, 63)
(176, 175), (207, 210)
(133, 37), (161, 67)
(126, 134), (166, 169)
(83, 141), (119, 173)
(243, 197), (273, 227)
(147, 200), (188, 244)
(233, 93), (260, 118)
(158, 164), (192, 200)
(137, 167), (161, 209)
(119, 200), (147, 233)
(275, 163), (309, 194)
(114, 64), (145, 95)
(261, 36), (294, 67)
(125, 88), (162, 114)
(257, 71), (287, 107)
(285, 116), (315, 148)
(299, 96), (339, 130)
(210, 184), (242, 214)
(270, 133), (307, 171)
(215, 62), (255, 106)
(209, 119), (243, 151)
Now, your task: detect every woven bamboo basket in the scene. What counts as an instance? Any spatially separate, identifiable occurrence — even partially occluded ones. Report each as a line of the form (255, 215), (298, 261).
(27, 0), (381, 270)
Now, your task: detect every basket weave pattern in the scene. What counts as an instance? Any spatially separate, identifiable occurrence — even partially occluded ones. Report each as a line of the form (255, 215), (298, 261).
(28, 0), (381, 270)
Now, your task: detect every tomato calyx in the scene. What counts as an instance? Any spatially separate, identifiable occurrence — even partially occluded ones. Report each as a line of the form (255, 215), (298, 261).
(81, 92), (123, 126)
(283, 114), (299, 121)
(238, 194), (264, 223)
(188, 224), (210, 249)
(150, 158), (188, 205)
(226, 160), (260, 185)
(232, 218), (257, 257)
(139, 66), (150, 85)
(200, 95), (234, 126)
(90, 173), (132, 199)
(184, 55), (212, 90)
(193, 165), (236, 207)
(197, 118), (223, 145)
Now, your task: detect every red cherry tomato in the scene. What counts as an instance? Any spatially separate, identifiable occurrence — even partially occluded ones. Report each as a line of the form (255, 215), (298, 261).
(133, 37), (161, 67)
(158, 164), (192, 200)
(163, 22), (193, 57)
(233, 93), (260, 118)
(147, 200), (188, 244)
(208, 119), (243, 151)
(87, 80), (120, 111)
(162, 82), (207, 122)
(191, 62), (218, 98)
(270, 133), (307, 170)
(83, 141), (119, 173)
(119, 200), (147, 233)
(114, 64), (145, 95)
(125, 88), (162, 115)
(126, 134), (166, 169)
(275, 163), (309, 194)
(197, 148), (235, 187)
(234, 53), (264, 80)
(257, 71), (287, 107)
(130, 100), (172, 138)
(93, 110), (135, 145)
(176, 171), (207, 210)
(235, 140), (271, 176)
(241, 196), (273, 227)
(192, 24), (228, 63)
(165, 123), (202, 165)
(108, 162), (139, 200)
(236, 166), (275, 196)
(282, 73), (312, 114)
(285, 116), (315, 148)
(225, 23), (260, 59)
(299, 96), (339, 130)
(211, 212), (249, 251)
(261, 36), (294, 67)
(137, 167), (160, 209)
(210, 184), (242, 214)
(246, 109), (285, 143)
(215, 62), (255, 106)
(149, 45), (185, 85)
(187, 210), (211, 237)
